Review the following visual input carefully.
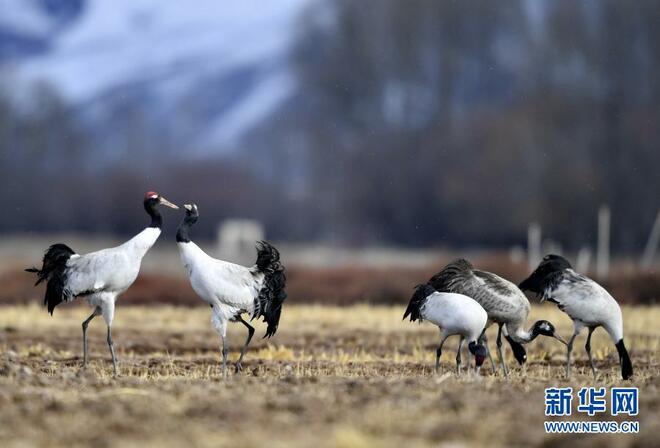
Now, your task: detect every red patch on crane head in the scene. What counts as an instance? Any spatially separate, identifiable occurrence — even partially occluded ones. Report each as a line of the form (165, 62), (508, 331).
(144, 191), (159, 201)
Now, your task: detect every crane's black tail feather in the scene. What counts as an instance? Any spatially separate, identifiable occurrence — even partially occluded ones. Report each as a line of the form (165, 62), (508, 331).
(616, 339), (633, 380)
(25, 243), (75, 315)
(403, 284), (436, 322)
(254, 241), (287, 338)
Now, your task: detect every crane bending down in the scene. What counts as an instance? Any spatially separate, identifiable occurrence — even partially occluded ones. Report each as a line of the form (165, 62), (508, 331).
(519, 255), (633, 380)
(404, 284), (488, 374)
(26, 192), (179, 375)
(428, 259), (566, 377)
(176, 204), (287, 378)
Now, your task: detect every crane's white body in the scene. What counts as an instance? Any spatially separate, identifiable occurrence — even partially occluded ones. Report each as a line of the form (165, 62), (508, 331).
(407, 290), (489, 373)
(177, 240), (265, 338)
(28, 191), (178, 376)
(420, 292), (488, 343)
(520, 255), (632, 379)
(175, 203), (286, 378)
(65, 227), (161, 324)
(541, 269), (623, 343)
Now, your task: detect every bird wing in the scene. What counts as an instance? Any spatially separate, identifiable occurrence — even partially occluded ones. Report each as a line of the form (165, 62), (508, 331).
(437, 268), (529, 323)
(64, 248), (133, 296)
(542, 274), (591, 319)
(206, 259), (261, 310)
(541, 270), (588, 301)
(542, 270), (620, 326)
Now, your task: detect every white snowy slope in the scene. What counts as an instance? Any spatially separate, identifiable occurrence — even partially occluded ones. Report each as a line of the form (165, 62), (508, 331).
(1, 0), (314, 149)
(0, 0), (61, 36)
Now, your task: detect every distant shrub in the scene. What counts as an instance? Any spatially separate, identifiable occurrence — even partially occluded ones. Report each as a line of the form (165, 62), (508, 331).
(3, 254), (658, 307)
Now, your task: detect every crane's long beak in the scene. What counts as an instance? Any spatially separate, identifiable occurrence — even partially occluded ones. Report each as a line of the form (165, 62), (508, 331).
(554, 334), (567, 345)
(159, 197), (179, 209)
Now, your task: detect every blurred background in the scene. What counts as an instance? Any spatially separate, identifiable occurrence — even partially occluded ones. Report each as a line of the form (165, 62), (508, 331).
(0, 0), (658, 306)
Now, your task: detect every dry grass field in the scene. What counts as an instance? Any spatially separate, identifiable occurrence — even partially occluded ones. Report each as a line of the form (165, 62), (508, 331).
(0, 304), (658, 447)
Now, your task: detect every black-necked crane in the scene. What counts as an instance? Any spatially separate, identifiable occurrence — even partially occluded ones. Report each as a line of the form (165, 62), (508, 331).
(428, 259), (566, 378)
(25, 191), (179, 375)
(176, 204), (287, 378)
(403, 284), (488, 374)
(519, 254), (633, 380)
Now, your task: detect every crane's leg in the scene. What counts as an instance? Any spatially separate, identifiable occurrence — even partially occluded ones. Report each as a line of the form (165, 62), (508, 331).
(496, 323), (508, 379)
(106, 325), (118, 377)
(99, 299), (118, 376)
(456, 336), (465, 375)
(211, 310), (229, 379)
(585, 327), (597, 377)
(81, 307), (101, 368)
(234, 316), (255, 373)
(479, 327), (497, 375)
(565, 324), (583, 378)
(435, 331), (449, 374)
(221, 335), (228, 379)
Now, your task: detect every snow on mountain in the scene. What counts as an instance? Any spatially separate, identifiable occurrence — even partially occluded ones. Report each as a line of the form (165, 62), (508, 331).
(0, 0), (58, 36)
(0, 0), (313, 150)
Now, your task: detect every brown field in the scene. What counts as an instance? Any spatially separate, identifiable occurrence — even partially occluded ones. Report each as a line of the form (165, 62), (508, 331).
(0, 304), (658, 447)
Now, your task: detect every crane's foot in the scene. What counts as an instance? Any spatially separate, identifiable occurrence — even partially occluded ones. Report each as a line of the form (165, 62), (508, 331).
(234, 362), (243, 373)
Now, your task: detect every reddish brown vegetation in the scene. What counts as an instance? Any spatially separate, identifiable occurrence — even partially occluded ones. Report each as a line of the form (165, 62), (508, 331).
(285, 258), (660, 306)
(3, 255), (658, 307)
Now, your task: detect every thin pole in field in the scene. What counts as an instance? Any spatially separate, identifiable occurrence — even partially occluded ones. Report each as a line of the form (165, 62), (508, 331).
(528, 222), (541, 271)
(641, 210), (660, 268)
(576, 247), (591, 273)
(597, 205), (610, 278)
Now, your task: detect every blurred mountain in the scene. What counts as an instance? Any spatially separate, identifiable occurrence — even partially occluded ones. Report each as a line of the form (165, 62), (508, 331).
(0, 0), (311, 153)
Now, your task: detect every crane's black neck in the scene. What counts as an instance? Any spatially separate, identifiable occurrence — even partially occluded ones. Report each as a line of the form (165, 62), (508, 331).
(144, 199), (162, 228)
(176, 213), (198, 243)
(516, 324), (546, 343)
(504, 335), (528, 365)
(527, 328), (541, 342)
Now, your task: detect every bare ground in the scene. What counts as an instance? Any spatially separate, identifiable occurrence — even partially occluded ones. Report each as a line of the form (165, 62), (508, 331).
(0, 304), (658, 447)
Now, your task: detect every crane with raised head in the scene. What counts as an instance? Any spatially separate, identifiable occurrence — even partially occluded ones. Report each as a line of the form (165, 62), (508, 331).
(26, 191), (179, 375)
(176, 204), (287, 378)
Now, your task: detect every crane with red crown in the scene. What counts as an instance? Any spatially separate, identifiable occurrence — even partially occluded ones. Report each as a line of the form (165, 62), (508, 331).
(26, 191), (179, 375)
